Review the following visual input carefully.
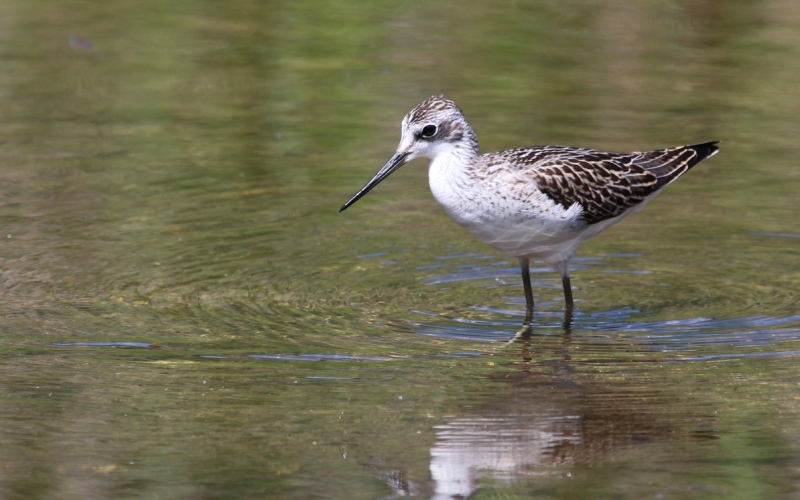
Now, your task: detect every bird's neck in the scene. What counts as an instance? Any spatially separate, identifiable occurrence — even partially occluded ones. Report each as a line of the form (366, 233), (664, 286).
(431, 127), (480, 172)
(428, 132), (483, 215)
(458, 125), (480, 162)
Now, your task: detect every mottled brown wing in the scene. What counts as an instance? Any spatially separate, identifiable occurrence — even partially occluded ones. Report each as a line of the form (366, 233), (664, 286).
(530, 153), (659, 224)
(506, 142), (719, 225)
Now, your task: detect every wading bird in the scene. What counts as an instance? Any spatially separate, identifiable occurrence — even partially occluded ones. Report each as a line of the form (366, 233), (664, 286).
(340, 96), (719, 323)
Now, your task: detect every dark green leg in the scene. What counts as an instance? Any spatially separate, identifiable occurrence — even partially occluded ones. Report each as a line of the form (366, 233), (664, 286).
(519, 257), (534, 322)
(562, 273), (574, 329)
(562, 274), (574, 311)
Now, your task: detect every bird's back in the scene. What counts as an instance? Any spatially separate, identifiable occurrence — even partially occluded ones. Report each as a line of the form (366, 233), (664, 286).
(482, 141), (719, 226)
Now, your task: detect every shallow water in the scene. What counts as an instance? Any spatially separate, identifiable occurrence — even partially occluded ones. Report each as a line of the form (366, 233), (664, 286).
(1, 1), (799, 498)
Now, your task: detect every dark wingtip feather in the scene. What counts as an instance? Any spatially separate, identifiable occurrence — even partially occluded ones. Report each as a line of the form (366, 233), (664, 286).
(686, 141), (720, 165)
(644, 140), (720, 189)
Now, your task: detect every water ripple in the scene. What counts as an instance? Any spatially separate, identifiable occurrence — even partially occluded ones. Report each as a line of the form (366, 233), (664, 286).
(249, 354), (393, 362)
(409, 252), (800, 359)
(54, 341), (155, 348)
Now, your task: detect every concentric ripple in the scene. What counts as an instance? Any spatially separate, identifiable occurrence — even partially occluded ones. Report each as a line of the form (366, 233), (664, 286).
(407, 251), (800, 361)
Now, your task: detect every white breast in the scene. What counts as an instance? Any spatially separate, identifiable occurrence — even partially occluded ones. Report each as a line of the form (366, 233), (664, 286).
(428, 154), (592, 262)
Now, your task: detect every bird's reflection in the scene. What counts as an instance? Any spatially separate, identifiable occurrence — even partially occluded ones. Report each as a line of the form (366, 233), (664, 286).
(379, 327), (715, 498)
(430, 410), (581, 498)
(428, 332), (579, 498)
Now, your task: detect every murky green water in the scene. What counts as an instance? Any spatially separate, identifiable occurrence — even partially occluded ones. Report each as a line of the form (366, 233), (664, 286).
(1, 1), (798, 498)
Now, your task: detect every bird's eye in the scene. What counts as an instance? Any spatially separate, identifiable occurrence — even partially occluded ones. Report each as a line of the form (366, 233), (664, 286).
(421, 125), (437, 138)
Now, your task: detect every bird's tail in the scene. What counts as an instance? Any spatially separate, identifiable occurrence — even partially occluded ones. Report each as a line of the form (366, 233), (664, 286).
(641, 141), (720, 189)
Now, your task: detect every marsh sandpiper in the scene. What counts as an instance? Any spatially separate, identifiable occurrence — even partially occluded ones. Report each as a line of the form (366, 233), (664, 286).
(340, 96), (719, 322)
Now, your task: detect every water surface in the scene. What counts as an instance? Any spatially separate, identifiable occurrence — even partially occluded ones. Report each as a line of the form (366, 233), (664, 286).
(0, 1), (799, 498)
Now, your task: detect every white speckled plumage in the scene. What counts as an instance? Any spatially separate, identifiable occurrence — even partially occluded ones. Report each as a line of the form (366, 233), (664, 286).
(341, 96), (719, 321)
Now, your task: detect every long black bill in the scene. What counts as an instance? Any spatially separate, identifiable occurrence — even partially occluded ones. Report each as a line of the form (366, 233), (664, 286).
(339, 151), (410, 212)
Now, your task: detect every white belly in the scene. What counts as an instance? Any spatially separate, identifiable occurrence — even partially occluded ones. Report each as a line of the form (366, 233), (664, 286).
(427, 155), (639, 262)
